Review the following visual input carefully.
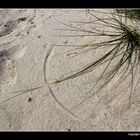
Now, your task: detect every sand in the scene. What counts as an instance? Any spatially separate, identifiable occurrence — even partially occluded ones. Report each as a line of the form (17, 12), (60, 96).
(0, 9), (140, 131)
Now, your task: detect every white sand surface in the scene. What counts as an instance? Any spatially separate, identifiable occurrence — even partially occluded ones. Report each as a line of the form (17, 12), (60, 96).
(0, 9), (140, 131)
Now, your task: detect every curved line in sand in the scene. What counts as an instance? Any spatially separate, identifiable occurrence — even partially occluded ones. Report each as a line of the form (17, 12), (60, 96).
(43, 45), (81, 119)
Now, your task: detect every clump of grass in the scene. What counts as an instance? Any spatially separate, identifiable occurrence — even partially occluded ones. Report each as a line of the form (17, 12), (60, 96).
(116, 9), (140, 20)
(1, 9), (140, 115)
(53, 9), (140, 109)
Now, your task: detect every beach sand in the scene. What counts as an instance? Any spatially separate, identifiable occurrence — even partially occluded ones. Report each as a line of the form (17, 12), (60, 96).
(0, 9), (140, 130)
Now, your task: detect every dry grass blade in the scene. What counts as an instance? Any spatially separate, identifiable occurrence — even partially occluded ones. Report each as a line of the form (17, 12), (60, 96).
(0, 86), (43, 104)
(53, 9), (140, 109)
(43, 45), (80, 119)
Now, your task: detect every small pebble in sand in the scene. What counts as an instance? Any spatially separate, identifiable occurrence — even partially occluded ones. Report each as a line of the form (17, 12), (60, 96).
(37, 35), (41, 38)
(27, 97), (32, 102)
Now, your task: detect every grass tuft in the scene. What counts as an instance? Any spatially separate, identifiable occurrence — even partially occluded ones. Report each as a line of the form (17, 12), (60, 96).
(116, 9), (140, 20)
(53, 9), (140, 109)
